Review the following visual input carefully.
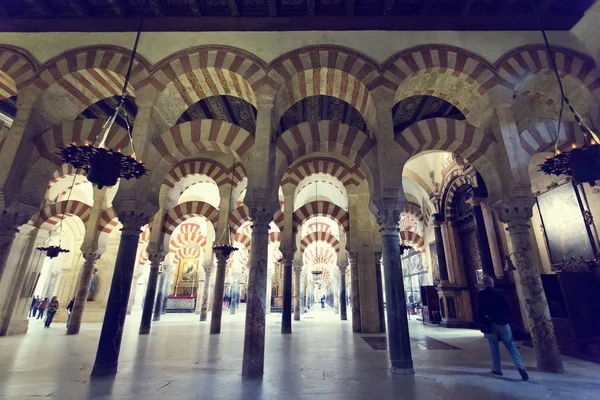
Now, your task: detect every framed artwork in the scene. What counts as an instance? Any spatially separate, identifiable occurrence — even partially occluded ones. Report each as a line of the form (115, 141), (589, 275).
(536, 182), (595, 264)
(429, 241), (439, 280)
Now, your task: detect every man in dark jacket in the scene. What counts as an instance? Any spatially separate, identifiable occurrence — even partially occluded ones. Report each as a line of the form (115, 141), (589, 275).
(478, 276), (529, 381)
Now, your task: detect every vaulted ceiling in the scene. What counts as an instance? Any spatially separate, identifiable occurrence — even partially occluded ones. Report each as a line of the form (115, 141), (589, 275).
(0, 0), (593, 31)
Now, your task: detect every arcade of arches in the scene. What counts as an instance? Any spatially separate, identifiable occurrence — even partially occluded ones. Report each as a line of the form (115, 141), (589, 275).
(2, 23), (600, 386)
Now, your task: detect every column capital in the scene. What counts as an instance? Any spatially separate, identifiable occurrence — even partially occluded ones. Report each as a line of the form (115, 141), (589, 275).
(148, 252), (166, 266)
(347, 251), (358, 265)
(214, 245), (237, 263)
(249, 206), (273, 232)
(337, 260), (348, 272)
(117, 210), (152, 235)
(494, 195), (535, 232)
(376, 209), (401, 236)
(280, 250), (294, 265)
(431, 212), (445, 227)
(82, 251), (102, 263)
(292, 260), (303, 272)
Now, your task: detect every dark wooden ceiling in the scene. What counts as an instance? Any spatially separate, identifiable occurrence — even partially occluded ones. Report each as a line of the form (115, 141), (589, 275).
(0, 0), (593, 31)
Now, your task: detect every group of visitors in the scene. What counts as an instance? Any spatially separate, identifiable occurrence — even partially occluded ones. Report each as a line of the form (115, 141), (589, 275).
(29, 295), (75, 329)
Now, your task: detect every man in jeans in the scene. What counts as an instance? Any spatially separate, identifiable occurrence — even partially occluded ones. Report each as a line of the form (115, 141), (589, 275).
(478, 276), (529, 381)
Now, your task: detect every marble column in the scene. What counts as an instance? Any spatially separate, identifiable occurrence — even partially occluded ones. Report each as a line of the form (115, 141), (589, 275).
(139, 253), (164, 334)
(153, 267), (167, 321)
(377, 209), (414, 375)
(375, 252), (386, 333)
(210, 246), (235, 334)
(281, 252), (293, 333)
(91, 211), (149, 377)
(432, 213), (450, 282)
(293, 260), (302, 321)
(338, 260), (348, 321)
(200, 264), (213, 321)
(0, 211), (27, 284)
(348, 252), (361, 332)
(333, 268), (340, 315)
(266, 266), (274, 314)
(66, 251), (101, 335)
(481, 202), (504, 278)
(496, 201), (563, 373)
(242, 207), (272, 377)
(468, 198), (495, 279)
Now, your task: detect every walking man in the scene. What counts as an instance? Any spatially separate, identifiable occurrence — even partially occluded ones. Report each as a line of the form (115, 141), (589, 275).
(479, 276), (529, 381)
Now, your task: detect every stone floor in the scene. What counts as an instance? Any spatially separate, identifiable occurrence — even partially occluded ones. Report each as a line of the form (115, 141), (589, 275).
(1, 306), (599, 400)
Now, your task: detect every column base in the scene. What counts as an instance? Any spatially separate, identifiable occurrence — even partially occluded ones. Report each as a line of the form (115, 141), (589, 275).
(91, 362), (118, 378)
(0, 318), (28, 336)
(281, 327), (292, 334)
(390, 366), (415, 375)
(139, 325), (150, 335)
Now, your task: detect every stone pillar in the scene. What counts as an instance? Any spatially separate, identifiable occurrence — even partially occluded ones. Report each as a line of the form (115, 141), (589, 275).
(153, 267), (167, 321)
(293, 260), (302, 321)
(210, 246), (235, 334)
(66, 251), (101, 335)
(468, 197), (495, 279)
(432, 213), (450, 282)
(348, 252), (361, 332)
(91, 211), (149, 377)
(374, 252), (386, 333)
(333, 268), (340, 315)
(0, 211), (28, 284)
(162, 267), (173, 315)
(242, 207), (272, 377)
(200, 264), (213, 321)
(281, 252), (293, 333)
(377, 209), (414, 375)
(266, 266), (274, 314)
(481, 202), (504, 278)
(496, 200), (563, 373)
(338, 260), (348, 321)
(139, 252), (164, 334)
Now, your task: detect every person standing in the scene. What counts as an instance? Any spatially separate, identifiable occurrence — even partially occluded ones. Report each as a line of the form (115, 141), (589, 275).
(479, 276), (529, 381)
(44, 296), (59, 328)
(37, 297), (48, 320)
(66, 297), (75, 328)
(29, 296), (39, 318)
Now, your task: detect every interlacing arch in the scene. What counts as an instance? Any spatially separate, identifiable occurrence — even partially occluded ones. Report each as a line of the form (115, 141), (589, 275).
(281, 158), (365, 188)
(0, 45), (37, 98)
(299, 231), (340, 253)
(399, 231), (425, 253)
(519, 120), (582, 156)
(37, 200), (92, 229)
(293, 200), (349, 232)
(164, 201), (219, 235)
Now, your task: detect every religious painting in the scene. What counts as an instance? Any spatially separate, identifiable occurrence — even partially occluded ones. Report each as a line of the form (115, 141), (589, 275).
(429, 241), (439, 281)
(536, 183), (595, 264)
(174, 257), (199, 297)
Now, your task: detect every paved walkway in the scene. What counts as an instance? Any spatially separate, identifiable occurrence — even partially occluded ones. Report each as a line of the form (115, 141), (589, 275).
(0, 306), (599, 399)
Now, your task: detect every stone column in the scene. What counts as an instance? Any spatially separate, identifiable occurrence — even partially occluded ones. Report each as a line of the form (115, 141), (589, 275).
(292, 260), (302, 321)
(374, 252), (386, 333)
(153, 266), (167, 321)
(66, 251), (101, 335)
(481, 202), (504, 278)
(432, 213), (450, 282)
(496, 200), (563, 373)
(281, 252), (293, 333)
(200, 263), (213, 321)
(377, 209), (414, 375)
(0, 211), (28, 284)
(348, 252), (361, 332)
(338, 260), (348, 321)
(266, 266), (274, 314)
(162, 267), (173, 315)
(468, 197), (495, 279)
(333, 268), (340, 315)
(210, 246), (235, 334)
(242, 207), (272, 377)
(139, 252), (164, 334)
(91, 211), (149, 377)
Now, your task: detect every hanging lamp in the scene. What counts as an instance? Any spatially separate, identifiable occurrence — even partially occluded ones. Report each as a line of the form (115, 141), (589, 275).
(311, 178), (323, 276)
(213, 160), (238, 257)
(533, 1), (600, 186)
(59, 0), (150, 189)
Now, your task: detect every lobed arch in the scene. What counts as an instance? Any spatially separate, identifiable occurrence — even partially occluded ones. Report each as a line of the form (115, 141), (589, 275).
(399, 230), (425, 253)
(299, 231), (340, 253)
(163, 201), (219, 236)
(37, 200), (92, 229)
(293, 200), (349, 233)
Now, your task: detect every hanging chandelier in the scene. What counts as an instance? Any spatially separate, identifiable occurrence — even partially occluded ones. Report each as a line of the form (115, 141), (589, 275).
(533, 2), (600, 186)
(213, 160), (238, 258)
(311, 179), (323, 276)
(59, 1), (150, 189)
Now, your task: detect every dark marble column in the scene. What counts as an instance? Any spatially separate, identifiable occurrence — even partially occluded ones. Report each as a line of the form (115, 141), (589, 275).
(91, 211), (149, 377)
(153, 265), (168, 321)
(242, 207), (272, 377)
(377, 209), (414, 375)
(281, 252), (293, 333)
(469, 198), (495, 279)
(140, 253), (164, 334)
(374, 252), (386, 333)
(338, 261), (348, 321)
(292, 260), (302, 321)
(432, 213), (449, 283)
(348, 252), (361, 332)
(210, 245), (235, 334)
(66, 252), (101, 335)
(200, 264), (213, 321)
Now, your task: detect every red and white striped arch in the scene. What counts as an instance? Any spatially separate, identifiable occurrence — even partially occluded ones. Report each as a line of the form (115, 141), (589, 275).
(234, 230), (252, 251)
(276, 120), (375, 167)
(97, 207), (119, 235)
(38, 200), (92, 230)
(170, 226), (207, 254)
(293, 200), (349, 232)
(35, 119), (132, 165)
(303, 245), (336, 266)
(0, 45), (36, 99)
(151, 119), (254, 167)
(399, 231), (425, 253)
(173, 247), (203, 266)
(300, 231), (340, 253)
(400, 216), (420, 234)
(306, 221), (333, 236)
(282, 158), (365, 188)
(394, 118), (496, 164)
(519, 120), (581, 156)
(164, 201), (219, 236)
(229, 204), (250, 233)
(496, 45), (600, 98)
(402, 201), (424, 226)
(162, 159), (246, 191)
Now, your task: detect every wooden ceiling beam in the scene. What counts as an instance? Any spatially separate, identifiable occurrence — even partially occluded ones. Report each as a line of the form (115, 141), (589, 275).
(267, 0), (279, 17)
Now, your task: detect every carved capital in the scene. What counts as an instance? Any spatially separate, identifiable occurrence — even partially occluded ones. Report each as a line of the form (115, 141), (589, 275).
(280, 250), (294, 265)
(249, 206), (273, 233)
(377, 209), (400, 236)
(431, 212), (444, 228)
(347, 251), (358, 266)
(148, 252), (166, 267)
(203, 263), (214, 274)
(292, 260), (303, 272)
(117, 210), (152, 235)
(337, 260), (348, 273)
(82, 252), (101, 264)
(494, 196), (534, 233)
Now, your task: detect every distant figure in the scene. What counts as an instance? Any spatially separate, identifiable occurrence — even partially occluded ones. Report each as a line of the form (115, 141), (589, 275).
(88, 269), (98, 301)
(320, 295), (325, 309)
(29, 295), (39, 318)
(44, 296), (59, 328)
(37, 297), (49, 319)
(66, 297), (75, 328)
(479, 276), (529, 381)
